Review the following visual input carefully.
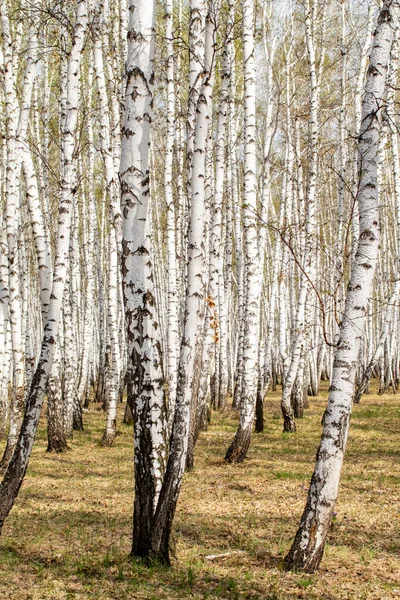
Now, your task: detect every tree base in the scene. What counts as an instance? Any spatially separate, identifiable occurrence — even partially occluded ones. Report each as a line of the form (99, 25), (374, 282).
(283, 541), (324, 573)
(130, 547), (171, 567)
(283, 415), (296, 433)
(47, 438), (70, 453)
(225, 427), (251, 463)
(101, 430), (116, 446)
(255, 391), (264, 433)
(185, 451), (195, 471)
(73, 397), (84, 431)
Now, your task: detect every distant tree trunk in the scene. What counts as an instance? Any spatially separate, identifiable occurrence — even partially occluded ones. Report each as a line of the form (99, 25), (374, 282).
(0, 1), (26, 471)
(165, 0), (179, 426)
(351, 4), (375, 263)
(61, 273), (76, 442)
(47, 342), (69, 453)
(184, 0), (213, 471)
(225, 0), (260, 462)
(149, 4), (215, 561)
(92, 7), (123, 446)
(281, 0), (319, 433)
(284, 0), (397, 572)
(255, 15), (276, 431)
(0, 222), (9, 442)
(0, 0), (88, 533)
(209, 0), (233, 410)
(355, 288), (398, 403)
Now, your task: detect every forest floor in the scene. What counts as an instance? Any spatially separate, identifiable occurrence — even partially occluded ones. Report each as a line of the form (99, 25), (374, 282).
(0, 386), (399, 600)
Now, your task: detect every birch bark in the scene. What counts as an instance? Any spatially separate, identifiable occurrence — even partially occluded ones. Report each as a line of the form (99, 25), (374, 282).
(225, 0), (260, 462)
(0, 0), (88, 532)
(281, 0), (319, 433)
(0, 1), (26, 470)
(209, 0), (233, 410)
(356, 27), (400, 401)
(120, 0), (168, 558)
(149, 4), (215, 561)
(165, 0), (179, 424)
(92, 12), (122, 445)
(284, 0), (398, 571)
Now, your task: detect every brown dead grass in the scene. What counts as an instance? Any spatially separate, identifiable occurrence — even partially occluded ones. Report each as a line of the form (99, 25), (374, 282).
(0, 386), (399, 599)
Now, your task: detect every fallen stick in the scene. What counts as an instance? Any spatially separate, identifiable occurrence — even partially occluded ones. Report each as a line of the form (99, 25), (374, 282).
(205, 551), (246, 561)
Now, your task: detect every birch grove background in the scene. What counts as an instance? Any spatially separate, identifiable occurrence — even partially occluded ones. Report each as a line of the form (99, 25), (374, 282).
(0, 0), (399, 587)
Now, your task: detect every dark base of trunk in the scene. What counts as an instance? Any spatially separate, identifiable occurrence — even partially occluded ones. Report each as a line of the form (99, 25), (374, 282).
(292, 385), (304, 419)
(130, 547), (171, 567)
(231, 379), (241, 410)
(197, 399), (208, 433)
(0, 440), (16, 474)
(83, 383), (91, 409)
(210, 373), (217, 410)
(225, 425), (251, 463)
(131, 524), (171, 566)
(132, 492), (174, 567)
(255, 390), (264, 433)
(231, 396), (240, 411)
(47, 435), (70, 453)
(283, 414), (296, 433)
(293, 405), (304, 419)
(123, 401), (134, 424)
(321, 369), (329, 381)
(73, 395), (84, 431)
(271, 359), (278, 391)
(307, 384), (318, 397)
(283, 539), (325, 573)
(185, 452), (194, 471)
(101, 429), (116, 447)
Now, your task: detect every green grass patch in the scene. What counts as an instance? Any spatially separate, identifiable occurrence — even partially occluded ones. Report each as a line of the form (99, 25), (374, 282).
(0, 388), (399, 599)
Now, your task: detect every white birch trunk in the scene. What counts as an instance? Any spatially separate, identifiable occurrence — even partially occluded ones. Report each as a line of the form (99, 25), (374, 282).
(281, 0), (319, 432)
(120, 0), (168, 558)
(225, 0), (260, 462)
(284, 0), (398, 571)
(0, 0), (88, 531)
(92, 17), (122, 444)
(0, 2), (26, 470)
(149, 4), (215, 561)
(165, 0), (179, 425)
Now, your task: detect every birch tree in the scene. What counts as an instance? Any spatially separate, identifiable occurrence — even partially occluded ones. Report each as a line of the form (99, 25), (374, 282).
(0, 0), (88, 532)
(120, 0), (168, 557)
(0, 1), (28, 470)
(284, 0), (399, 572)
(225, 0), (260, 462)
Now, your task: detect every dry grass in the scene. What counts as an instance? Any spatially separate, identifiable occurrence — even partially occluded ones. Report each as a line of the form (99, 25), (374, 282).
(0, 386), (399, 599)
